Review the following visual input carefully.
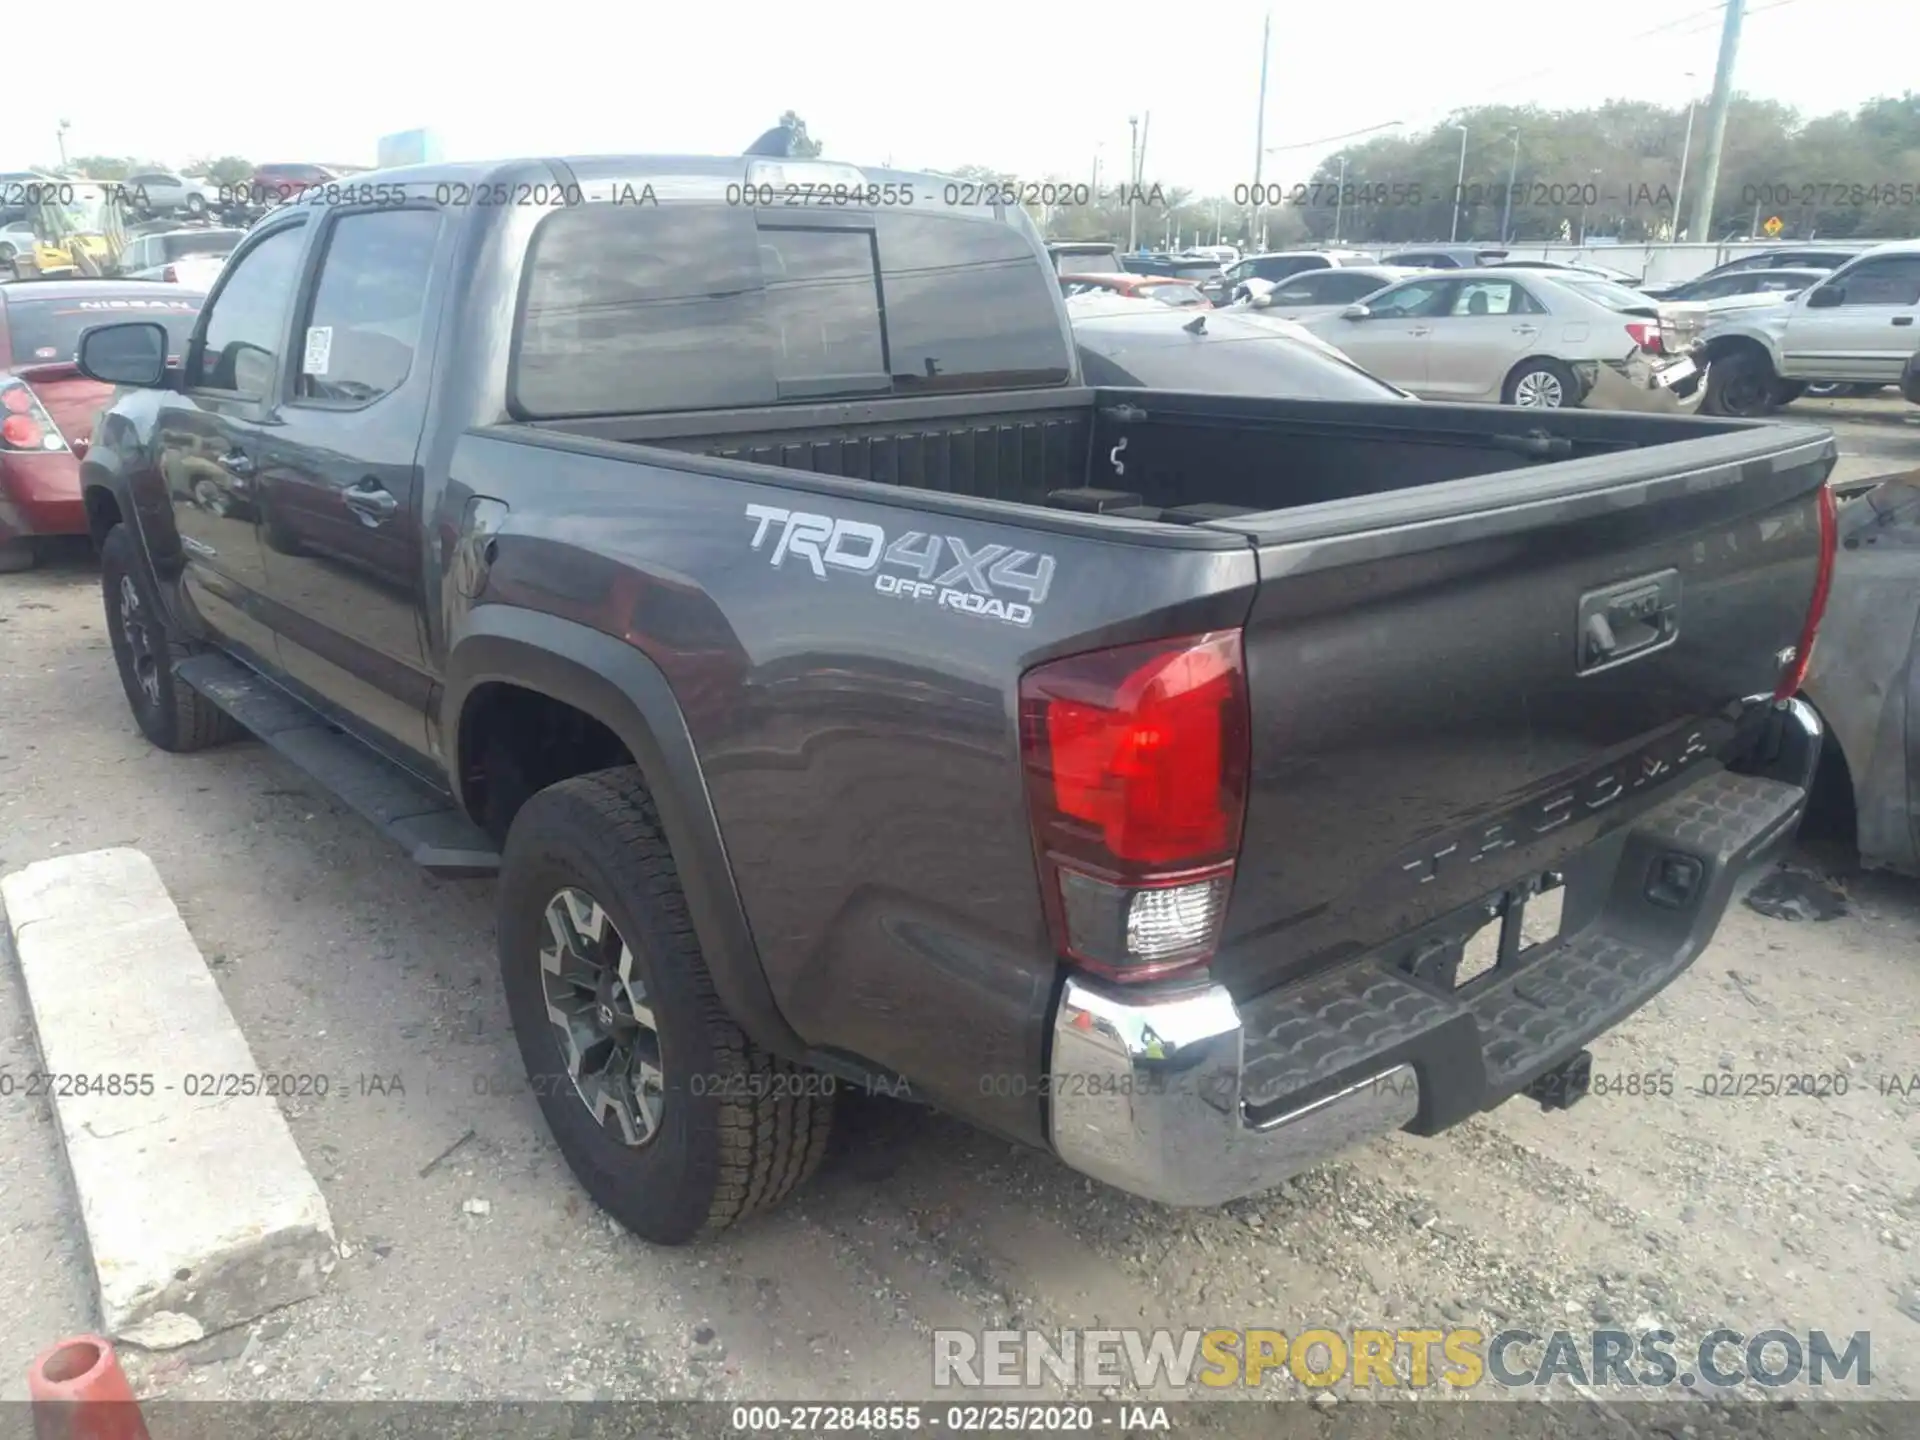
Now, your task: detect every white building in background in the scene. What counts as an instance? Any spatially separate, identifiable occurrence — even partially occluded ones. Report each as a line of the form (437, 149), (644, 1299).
(377, 130), (444, 168)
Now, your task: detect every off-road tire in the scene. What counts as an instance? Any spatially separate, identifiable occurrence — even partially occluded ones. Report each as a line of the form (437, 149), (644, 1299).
(498, 766), (832, 1245)
(99, 524), (243, 752)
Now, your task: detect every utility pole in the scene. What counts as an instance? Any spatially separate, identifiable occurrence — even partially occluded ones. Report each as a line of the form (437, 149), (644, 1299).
(1500, 129), (1519, 244)
(1135, 112), (1151, 250)
(1251, 10), (1270, 250)
(1672, 72), (1698, 239)
(56, 119), (71, 168)
(1687, 0), (1745, 246)
(1449, 124), (1469, 242)
(1128, 116), (1140, 251)
(1332, 156), (1347, 244)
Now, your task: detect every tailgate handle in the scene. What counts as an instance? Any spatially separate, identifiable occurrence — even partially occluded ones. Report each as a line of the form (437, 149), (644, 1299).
(1577, 570), (1681, 675)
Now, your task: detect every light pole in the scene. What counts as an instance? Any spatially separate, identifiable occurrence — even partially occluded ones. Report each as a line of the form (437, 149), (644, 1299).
(1500, 128), (1519, 244)
(1250, 10), (1271, 252)
(1578, 166), (1602, 244)
(1331, 155), (1348, 244)
(1448, 124), (1469, 242)
(56, 119), (71, 168)
(1128, 115), (1140, 252)
(1672, 73), (1698, 240)
(1091, 142), (1103, 199)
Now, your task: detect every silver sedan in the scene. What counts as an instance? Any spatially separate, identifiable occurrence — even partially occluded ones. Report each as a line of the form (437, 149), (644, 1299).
(1298, 267), (1702, 410)
(1236, 265), (1421, 322)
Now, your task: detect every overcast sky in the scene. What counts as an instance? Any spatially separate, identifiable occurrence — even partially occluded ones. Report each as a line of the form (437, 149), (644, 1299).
(8, 0), (1910, 194)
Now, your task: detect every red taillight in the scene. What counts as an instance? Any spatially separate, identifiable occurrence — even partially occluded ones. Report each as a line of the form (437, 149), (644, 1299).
(1019, 631), (1250, 981)
(0, 381), (67, 453)
(1776, 484), (1838, 701)
(1, 413), (42, 448)
(1625, 320), (1662, 352)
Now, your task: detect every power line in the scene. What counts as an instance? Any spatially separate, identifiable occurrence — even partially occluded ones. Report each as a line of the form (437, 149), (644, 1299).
(1305, 0), (1807, 155)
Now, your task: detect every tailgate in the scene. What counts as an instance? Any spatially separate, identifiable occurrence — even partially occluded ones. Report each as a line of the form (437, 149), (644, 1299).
(1206, 423), (1836, 999)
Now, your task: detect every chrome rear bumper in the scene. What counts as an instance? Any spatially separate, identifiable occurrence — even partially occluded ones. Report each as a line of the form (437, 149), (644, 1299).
(1049, 979), (1418, 1207)
(1047, 705), (1819, 1208)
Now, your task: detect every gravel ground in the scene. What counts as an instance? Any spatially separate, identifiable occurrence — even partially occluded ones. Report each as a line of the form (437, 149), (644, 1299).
(3, 403), (1919, 1423)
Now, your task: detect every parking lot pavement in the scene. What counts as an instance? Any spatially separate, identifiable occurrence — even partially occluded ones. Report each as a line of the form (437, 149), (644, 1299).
(1813, 395), (1920, 488)
(3, 400), (1919, 1410)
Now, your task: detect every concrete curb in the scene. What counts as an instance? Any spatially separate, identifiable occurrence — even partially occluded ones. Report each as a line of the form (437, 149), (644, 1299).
(2, 848), (336, 1349)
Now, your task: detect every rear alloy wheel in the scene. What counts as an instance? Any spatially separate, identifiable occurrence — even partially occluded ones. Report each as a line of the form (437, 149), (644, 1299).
(498, 767), (832, 1244)
(539, 888), (667, 1147)
(1505, 359), (1575, 408)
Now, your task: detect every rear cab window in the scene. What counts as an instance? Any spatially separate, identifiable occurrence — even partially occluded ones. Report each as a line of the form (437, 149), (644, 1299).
(512, 198), (1073, 418)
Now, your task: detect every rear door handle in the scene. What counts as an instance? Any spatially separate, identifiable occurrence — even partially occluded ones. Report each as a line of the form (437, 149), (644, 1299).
(1894, 316), (1914, 327)
(217, 449), (254, 480)
(343, 479), (399, 526)
(1409, 326), (1432, 337)
(1513, 324), (1539, 335)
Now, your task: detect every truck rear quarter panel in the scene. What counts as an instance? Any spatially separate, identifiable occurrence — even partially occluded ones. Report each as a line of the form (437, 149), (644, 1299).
(444, 431), (1257, 1142)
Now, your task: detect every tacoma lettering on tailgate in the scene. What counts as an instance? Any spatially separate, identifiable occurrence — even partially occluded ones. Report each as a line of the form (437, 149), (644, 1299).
(1393, 725), (1716, 890)
(743, 504), (1055, 628)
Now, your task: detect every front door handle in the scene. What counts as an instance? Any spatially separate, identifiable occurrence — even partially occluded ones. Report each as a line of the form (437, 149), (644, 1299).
(1513, 324), (1539, 335)
(1894, 316), (1914, 327)
(1409, 326), (1432, 337)
(343, 479), (399, 526)
(217, 449), (254, 480)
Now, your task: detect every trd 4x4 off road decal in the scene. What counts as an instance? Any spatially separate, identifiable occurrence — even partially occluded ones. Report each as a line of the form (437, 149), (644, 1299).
(744, 504), (1055, 627)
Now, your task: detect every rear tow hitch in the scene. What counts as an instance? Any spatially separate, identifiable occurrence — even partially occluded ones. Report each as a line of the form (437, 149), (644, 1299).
(1522, 1048), (1593, 1112)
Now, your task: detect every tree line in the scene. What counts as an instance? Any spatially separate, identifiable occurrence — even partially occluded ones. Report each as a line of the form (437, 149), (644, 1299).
(986, 92), (1920, 250)
(35, 93), (1917, 250)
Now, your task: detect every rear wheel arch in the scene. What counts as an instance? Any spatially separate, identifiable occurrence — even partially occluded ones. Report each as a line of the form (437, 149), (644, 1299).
(444, 611), (807, 1062)
(1702, 333), (1775, 373)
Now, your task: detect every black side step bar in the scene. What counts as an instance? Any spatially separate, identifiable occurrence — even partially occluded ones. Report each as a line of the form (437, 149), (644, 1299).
(174, 653), (500, 878)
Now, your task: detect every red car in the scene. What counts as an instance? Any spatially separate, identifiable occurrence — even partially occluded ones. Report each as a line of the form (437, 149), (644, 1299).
(0, 283), (203, 572)
(246, 163), (340, 205)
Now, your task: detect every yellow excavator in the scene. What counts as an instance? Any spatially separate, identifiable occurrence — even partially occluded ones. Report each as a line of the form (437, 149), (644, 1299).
(10, 181), (131, 278)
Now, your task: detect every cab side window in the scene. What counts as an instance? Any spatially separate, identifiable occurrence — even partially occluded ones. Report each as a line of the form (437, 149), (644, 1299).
(187, 223), (306, 397)
(294, 209), (443, 405)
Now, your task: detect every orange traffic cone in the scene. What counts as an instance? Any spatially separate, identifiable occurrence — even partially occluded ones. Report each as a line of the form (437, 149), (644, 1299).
(26, 1336), (151, 1440)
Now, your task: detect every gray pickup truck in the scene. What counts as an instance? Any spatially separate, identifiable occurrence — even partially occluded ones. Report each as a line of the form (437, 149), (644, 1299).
(75, 154), (1832, 1245)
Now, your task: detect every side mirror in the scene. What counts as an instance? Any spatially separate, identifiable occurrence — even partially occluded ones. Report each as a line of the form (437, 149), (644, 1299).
(1250, 293), (1274, 309)
(1341, 304), (1371, 320)
(1805, 286), (1844, 309)
(76, 322), (171, 388)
